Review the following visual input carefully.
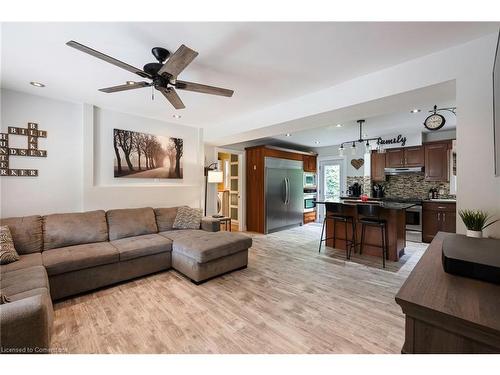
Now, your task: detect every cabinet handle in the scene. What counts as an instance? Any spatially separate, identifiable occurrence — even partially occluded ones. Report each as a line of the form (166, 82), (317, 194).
(437, 212), (441, 221)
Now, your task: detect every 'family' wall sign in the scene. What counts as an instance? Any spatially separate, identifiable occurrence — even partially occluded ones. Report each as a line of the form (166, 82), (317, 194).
(0, 122), (47, 177)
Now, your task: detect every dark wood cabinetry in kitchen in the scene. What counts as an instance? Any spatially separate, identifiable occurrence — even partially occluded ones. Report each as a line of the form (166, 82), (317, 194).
(424, 141), (451, 182)
(303, 154), (317, 172)
(385, 146), (424, 168)
(422, 201), (456, 243)
(370, 151), (386, 182)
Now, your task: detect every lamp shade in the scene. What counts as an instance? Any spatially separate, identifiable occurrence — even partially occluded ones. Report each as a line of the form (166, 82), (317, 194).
(207, 170), (223, 183)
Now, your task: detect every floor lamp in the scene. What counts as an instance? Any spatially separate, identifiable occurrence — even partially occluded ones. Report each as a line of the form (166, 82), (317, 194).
(204, 162), (223, 216)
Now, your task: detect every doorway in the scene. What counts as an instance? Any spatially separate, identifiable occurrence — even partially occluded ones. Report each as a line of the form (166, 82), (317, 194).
(318, 158), (346, 222)
(216, 149), (244, 231)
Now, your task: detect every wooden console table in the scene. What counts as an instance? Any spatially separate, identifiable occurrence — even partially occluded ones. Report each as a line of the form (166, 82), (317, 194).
(395, 232), (500, 353)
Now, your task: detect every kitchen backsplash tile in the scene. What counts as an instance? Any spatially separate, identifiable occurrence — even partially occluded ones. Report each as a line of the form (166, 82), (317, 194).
(378, 173), (455, 199)
(346, 176), (371, 196)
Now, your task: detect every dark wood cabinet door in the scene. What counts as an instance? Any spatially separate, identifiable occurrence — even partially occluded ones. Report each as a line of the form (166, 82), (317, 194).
(404, 146), (424, 167)
(303, 155), (317, 172)
(424, 142), (449, 181)
(371, 151), (386, 182)
(422, 208), (440, 243)
(385, 148), (404, 168)
(441, 211), (456, 234)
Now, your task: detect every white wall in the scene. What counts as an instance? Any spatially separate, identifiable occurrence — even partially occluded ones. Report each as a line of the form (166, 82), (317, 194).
(82, 106), (203, 211)
(1, 89), (83, 217)
(1, 89), (204, 217)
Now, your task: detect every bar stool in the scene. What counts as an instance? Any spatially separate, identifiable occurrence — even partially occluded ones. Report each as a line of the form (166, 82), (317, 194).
(318, 202), (356, 260)
(356, 204), (388, 268)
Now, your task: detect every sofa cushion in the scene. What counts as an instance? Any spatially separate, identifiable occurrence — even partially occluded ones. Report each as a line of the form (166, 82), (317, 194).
(0, 215), (42, 254)
(43, 210), (108, 251)
(0, 253), (42, 274)
(0, 226), (20, 265)
(160, 230), (252, 263)
(42, 242), (119, 276)
(172, 207), (202, 230)
(107, 207), (158, 241)
(154, 207), (181, 232)
(0, 266), (49, 297)
(111, 234), (172, 262)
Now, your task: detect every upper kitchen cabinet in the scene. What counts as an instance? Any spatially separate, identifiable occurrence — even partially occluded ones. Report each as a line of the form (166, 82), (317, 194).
(424, 141), (451, 182)
(385, 148), (405, 168)
(371, 151), (386, 182)
(404, 146), (425, 167)
(303, 154), (317, 172)
(386, 146), (424, 168)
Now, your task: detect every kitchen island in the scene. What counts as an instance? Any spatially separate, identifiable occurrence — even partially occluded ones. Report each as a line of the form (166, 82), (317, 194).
(316, 199), (414, 261)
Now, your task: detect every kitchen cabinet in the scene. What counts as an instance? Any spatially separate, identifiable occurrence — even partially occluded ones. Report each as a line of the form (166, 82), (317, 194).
(386, 148), (405, 168)
(404, 146), (425, 167)
(303, 211), (316, 224)
(424, 141), (450, 182)
(422, 201), (456, 243)
(303, 154), (317, 172)
(386, 146), (424, 168)
(371, 151), (386, 182)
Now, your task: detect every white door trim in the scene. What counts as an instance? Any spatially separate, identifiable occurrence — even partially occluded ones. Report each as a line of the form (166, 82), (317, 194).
(317, 156), (347, 222)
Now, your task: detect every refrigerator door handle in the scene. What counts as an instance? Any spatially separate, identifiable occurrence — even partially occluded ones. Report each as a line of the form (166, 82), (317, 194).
(282, 178), (287, 203)
(285, 177), (290, 205)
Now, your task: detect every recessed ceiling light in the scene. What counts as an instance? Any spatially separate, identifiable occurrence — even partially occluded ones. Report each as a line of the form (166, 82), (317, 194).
(314, 141), (320, 144)
(126, 81), (135, 85)
(30, 81), (45, 88)
(172, 114), (181, 119)
(285, 133), (291, 137)
(410, 109), (421, 113)
(336, 124), (343, 127)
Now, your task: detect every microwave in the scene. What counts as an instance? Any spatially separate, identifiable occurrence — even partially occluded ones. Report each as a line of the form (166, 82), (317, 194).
(304, 172), (317, 188)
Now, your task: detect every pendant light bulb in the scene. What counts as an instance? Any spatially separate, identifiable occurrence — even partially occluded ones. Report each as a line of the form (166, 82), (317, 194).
(351, 142), (356, 155)
(339, 144), (344, 156)
(365, 140), (371, 153)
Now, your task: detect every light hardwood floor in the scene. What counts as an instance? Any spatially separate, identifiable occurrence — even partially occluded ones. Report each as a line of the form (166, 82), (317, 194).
(51, 223), (427, 354)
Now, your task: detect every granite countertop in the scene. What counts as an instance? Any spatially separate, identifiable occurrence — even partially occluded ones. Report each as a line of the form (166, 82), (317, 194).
(315, 199), (416, 210)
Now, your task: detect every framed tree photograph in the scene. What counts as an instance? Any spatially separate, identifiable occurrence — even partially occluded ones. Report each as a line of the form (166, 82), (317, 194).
(113, 128), (183, 179)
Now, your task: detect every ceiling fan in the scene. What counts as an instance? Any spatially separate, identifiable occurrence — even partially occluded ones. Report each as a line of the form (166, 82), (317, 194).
(66, 40), (234, 110)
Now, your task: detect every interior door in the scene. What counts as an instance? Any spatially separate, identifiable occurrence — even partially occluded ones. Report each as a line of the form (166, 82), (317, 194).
(265, 168), (287, 233)
(286, 168), (304, 226)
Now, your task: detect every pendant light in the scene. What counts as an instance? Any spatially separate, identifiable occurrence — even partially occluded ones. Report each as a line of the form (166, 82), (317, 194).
(338, 144), (344, 156)
(351, 142), (356, 155)
(338, 119), (385, 156)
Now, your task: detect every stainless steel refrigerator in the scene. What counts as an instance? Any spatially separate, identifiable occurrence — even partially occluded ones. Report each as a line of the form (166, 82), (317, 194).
(265, 157), (304, 233)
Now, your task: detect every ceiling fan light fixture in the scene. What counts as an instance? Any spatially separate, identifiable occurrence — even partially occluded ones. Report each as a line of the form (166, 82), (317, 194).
(30, 81), (45, 88)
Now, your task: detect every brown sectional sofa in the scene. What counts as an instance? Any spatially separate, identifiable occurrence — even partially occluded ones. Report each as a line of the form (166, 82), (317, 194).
(0, 206), (251, 353)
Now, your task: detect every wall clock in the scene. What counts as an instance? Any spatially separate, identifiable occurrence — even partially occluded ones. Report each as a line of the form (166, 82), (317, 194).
(424, 113), (446, 131)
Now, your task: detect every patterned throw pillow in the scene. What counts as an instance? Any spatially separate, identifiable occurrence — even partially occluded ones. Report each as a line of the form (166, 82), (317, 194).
(0, 294), (11, 304)
(172, 207), (203, 230)
(0, 225), (20, 265)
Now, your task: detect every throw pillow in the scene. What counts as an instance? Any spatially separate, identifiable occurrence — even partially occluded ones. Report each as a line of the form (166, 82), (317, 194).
(0, 225), (20, 265)
(172, 207), (203, 230)
(0, 294), (11, 304)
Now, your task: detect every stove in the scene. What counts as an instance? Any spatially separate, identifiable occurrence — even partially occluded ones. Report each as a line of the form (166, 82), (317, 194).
(382, 197), (423, 242)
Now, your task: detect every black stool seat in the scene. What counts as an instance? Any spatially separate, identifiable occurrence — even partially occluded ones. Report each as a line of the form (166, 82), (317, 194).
(356, 204), (388, 268)
(319, 203), (356, 260)
(359, 217), (386, 225)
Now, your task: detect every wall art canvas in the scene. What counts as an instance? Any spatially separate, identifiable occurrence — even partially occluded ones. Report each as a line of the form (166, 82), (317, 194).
(113, 128), (183, 179)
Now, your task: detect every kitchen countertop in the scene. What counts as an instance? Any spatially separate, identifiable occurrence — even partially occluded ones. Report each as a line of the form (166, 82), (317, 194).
(316, 199), (416, 210)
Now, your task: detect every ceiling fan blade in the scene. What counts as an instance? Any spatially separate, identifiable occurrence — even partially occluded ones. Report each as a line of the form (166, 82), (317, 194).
(99, 81), (151, 93)
(66, 40), (151, 79)
(160, 88), (185, 110)
(175, 80), (234, 97)
(158, 44), (198, 78)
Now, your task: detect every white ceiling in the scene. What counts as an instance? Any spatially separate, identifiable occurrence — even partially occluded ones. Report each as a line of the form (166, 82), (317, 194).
(1, 22), (497, 130)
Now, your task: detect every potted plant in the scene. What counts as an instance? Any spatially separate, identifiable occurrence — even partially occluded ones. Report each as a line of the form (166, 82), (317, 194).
(458, 209), (499, 238)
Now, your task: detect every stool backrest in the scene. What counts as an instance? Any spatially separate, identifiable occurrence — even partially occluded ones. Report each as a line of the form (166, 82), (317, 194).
(325, 202), (345, 214)
(356, 203), (382, 218)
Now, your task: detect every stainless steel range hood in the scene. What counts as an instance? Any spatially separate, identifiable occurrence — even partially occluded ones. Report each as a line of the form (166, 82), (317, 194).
(384, 167), (423, 175)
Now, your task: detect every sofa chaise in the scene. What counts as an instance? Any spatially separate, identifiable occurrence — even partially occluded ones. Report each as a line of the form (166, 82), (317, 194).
(0, 206), (252, 353)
